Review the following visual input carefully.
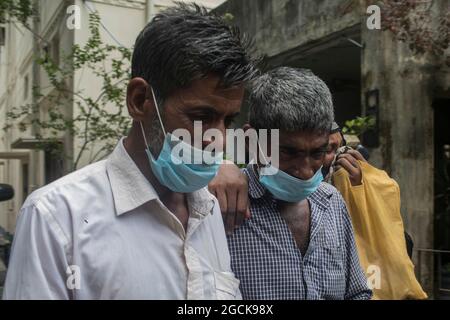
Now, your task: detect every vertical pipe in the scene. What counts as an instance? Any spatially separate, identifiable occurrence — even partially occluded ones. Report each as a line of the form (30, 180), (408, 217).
(146, 0), (154, 23)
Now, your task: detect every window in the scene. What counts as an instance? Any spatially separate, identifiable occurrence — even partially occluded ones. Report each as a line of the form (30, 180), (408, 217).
(42, 36), (60, 66)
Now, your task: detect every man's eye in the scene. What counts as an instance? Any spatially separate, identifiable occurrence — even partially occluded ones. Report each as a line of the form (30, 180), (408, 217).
(326, 144), (337, 153)
(312, 150), (327, 160)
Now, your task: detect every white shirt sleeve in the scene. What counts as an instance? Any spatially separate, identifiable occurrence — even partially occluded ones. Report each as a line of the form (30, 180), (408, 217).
(2, 202), (71, 300)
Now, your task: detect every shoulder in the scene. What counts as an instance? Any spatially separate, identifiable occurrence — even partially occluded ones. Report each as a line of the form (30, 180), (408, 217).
(310, 182), (346, 207)
(21, 160), (109, 218)
(309, 182), (351, 226)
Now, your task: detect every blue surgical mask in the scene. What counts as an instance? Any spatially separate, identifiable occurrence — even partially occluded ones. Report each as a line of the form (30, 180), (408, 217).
(140, 88), (223, 193)
(259, 164), (323, 203)
(256, 142), (323, 203)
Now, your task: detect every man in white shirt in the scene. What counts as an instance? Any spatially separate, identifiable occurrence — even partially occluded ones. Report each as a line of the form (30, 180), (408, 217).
(3, 3), (257, 300)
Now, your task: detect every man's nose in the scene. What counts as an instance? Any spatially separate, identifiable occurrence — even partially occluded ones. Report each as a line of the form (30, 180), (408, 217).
(202, 125), (225, 151)
(292, 161), (315, 180)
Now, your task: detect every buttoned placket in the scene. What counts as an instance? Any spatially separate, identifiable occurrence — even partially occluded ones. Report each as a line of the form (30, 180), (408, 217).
(154, 193), (215, 300)
(184, 196), (216, 300)
(270, 195), (326, 300)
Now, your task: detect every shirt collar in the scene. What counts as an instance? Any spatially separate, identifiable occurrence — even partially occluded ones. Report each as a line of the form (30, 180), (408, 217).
(106, 137), (216, 217)
(106, 137), (159, 216)
(187, 188), (216, 218)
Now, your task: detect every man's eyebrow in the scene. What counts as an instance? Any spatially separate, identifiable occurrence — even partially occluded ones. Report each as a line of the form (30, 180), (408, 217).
(279, 144), (298, 151)
(183, 105), (219, 114)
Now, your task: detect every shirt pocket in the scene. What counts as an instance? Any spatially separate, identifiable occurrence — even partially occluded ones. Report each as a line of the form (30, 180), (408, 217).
(318, 245), (346, 299)
(214, 271), (241, 300)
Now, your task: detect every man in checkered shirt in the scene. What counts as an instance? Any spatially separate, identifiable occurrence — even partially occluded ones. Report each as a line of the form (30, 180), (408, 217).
(225, 67), (372, 300)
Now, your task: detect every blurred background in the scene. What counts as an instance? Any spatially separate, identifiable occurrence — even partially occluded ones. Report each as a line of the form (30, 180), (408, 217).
(0, 0), (449, 299)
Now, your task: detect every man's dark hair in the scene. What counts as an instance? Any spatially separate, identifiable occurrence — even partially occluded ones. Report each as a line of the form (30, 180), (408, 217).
(131, 2), (258, 104)
(248, 67), (334, 132)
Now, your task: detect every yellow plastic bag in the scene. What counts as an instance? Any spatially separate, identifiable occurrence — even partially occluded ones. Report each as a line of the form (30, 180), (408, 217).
(333, 161), (427, 300)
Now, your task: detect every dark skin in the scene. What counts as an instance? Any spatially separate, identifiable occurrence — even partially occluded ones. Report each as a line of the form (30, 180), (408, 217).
(209, 127), (330, 239)
(275, 130), (329, 255)
(335, 150), (366, 186)
(125, 74), (244, 231)
(209, 160), (251, 234)
(323, 131), (344, 171)
(323, 132), (366, 186)
(210, 129), (366, 252)
(214, 127), (329, 253)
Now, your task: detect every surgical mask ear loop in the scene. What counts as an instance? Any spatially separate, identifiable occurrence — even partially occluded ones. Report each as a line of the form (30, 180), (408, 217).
(140, 121), (150, 149)
(254, 139), (271, 173)
(139, 86), (167, 149)
(149, 86), (167, 137)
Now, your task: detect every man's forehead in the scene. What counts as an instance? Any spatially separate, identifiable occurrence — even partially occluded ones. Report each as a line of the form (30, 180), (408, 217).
(329, 131), (343, 145)
(172, 78), (244, 111)
(279, 130), (329, 148)
(181, 74), (244, 99)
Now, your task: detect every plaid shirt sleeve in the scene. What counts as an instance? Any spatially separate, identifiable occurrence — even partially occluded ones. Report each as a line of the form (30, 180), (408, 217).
(339, 195), (373, 300)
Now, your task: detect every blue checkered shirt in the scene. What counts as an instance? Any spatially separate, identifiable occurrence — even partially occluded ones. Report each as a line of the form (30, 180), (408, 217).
(227, 165), (372, 300)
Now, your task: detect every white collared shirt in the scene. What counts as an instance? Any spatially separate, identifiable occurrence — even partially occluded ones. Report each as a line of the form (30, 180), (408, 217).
(3, 138), (241, 300)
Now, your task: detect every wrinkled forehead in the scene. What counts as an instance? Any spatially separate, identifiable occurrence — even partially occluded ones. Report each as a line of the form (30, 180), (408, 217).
(279, 130), (329, 150)
(168, 75), (245, 113)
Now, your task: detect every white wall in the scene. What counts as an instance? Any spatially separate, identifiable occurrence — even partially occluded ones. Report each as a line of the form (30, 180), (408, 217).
(0, 17), (34, 233)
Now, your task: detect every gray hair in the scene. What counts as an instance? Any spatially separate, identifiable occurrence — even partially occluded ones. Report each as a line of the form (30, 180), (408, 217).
(248, 67), (334, 132)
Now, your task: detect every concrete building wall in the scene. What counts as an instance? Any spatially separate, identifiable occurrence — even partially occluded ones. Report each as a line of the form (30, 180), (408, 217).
(216, 0), (361, 59)
(215, 0), (449, 295)
(361, 0), (450, 295)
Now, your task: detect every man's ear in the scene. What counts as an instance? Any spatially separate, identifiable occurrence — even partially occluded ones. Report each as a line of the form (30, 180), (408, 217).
(127, 77), (154, 122)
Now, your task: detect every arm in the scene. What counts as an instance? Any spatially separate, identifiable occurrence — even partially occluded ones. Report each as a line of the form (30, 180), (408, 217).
(2, 203), (70, 300)
(208, 161), (250, 235)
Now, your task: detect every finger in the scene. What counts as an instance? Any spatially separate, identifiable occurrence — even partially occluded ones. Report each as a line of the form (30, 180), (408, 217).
(338, 153), (359, 169)
(336, 158), (359, 176)
(347, 149), (367, 162)
(216, 191), (228, 220)
(225, 189), (238, 235)
(235, 189), (248, 228)
(235, 210), (244, 228)
(245, 206), (251, 220)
